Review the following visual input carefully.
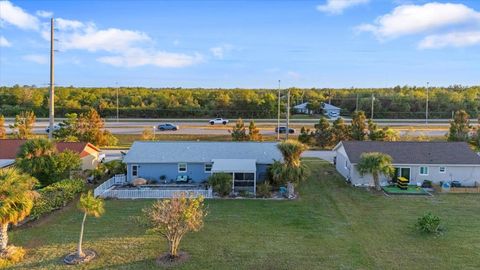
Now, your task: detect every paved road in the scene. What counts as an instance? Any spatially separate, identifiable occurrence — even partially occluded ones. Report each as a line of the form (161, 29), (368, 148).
(4, 119), (448, 137)
(102, 149), (335, 163)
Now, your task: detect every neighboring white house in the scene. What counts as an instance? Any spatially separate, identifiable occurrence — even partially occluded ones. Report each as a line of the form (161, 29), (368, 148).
(334, 141), (480, 187)
(293, 102), (312, 114)
(322, 103), (341, 119)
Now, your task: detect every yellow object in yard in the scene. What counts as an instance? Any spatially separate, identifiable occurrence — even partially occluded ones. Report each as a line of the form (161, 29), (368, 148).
(397, 177), (409, 190)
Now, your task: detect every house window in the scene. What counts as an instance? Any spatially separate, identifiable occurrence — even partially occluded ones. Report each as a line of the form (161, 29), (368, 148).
(132, 165), (138, 177)
(205, 163), (213, 173)
(419, 166), (429, 175)
(178, 163), (187, 173)
(439, 167), (446, 173)
(345, 160), (348, 169)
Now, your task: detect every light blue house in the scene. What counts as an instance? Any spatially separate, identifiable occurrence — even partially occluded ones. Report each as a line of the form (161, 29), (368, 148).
(123, 141), (283, 193)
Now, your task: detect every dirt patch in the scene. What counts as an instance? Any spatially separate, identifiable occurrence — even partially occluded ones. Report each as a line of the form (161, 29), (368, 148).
(156, 252), (190, 268)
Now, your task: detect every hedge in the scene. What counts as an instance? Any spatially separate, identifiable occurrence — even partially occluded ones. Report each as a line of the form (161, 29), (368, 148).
(30, 179), (86, 220)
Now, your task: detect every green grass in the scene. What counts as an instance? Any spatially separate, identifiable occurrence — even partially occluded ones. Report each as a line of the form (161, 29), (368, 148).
(382, 185), (430, 195)
(9, 159), (480, 269)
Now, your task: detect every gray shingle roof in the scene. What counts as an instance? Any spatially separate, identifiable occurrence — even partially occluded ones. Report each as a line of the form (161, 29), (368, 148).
(340, 141), (480, 165)
(123, 141), (282, 164)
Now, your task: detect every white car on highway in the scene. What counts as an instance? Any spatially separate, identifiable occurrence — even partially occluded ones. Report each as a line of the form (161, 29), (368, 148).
(209, 118), (229, 125)
(45, 124), (60, 133)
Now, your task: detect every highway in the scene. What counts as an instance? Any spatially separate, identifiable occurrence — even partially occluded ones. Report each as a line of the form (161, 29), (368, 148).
(3, 119), (449, 137)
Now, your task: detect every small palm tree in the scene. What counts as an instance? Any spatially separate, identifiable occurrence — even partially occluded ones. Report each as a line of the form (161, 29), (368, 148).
(357, 152), (395, 191)
(275, 140), (310, 197)
(74, 191), (104, 260)
(0, 168), (37, 257)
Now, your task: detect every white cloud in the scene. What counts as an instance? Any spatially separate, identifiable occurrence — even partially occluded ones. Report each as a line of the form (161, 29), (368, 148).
(317, 0), (369, 15)
(0, 1), (39, 30)
(97, 48), (203, 68)
(419, 31), (480, 49)
(23, 54), (48, 64)
(357, 3), (480, 39)
(55, 18), (84, 30)
(36, 10), (53, 18)
(0, 36), (11, 47)
(210, 44), (233, 59)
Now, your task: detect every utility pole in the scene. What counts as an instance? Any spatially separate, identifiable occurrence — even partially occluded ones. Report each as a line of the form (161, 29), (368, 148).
(116, 82), (119, 122)
(286, 88), (291, 140)
(355, 92), (359, 112)
(425, 82), (429, 125)
(277, 80), (281, 140)
(370, 93), (374, 119)
(48, 17), (55, 139)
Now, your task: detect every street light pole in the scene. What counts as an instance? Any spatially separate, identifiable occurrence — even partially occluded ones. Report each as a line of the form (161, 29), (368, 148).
(426, 82), (429, 125)
(116, 82), (119, 122)
(286, 88), (291, 140)
(48, 17), (55, 139)
(277, 80), (281, 140)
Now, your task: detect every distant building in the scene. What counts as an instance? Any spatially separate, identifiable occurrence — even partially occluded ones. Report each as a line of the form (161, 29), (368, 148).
(322, 103), (341, 119)
(334, 141), (480, 187)
(0, 139), (102, 170)
(293, 102), (312, 114)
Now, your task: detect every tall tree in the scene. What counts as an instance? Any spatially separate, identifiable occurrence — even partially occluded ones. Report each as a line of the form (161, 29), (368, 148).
(448, 110), (471, 141)
(54, 113), (79, 141)
(314, 117), (333, 148)
(357, 152), (394, 191)
(298, 127), (314, 145)
(9, 111), (36, 139)
(0, 168), (37, 262)
(230, 118), (248, 141)
(77, 109), (117, 146)
(351, 111), (367, 141)
(248, 120), (262, 141)
(331, 117), (350, 144)
(0, 115), (6, 139)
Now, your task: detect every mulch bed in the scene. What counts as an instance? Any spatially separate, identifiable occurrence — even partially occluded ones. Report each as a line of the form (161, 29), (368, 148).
(63, 249), (97, 265)
(156, 252), (190, 268)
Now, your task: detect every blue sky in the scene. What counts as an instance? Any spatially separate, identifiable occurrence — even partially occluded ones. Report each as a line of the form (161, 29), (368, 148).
(0, 0), (479, 88)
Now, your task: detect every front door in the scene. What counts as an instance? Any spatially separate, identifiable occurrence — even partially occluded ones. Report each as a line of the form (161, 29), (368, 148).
(394, 167), (411, 182)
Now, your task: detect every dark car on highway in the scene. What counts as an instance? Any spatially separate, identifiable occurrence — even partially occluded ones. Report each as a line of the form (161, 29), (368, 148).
(157, 123), (179, 131)
(275, 126), (295, 134)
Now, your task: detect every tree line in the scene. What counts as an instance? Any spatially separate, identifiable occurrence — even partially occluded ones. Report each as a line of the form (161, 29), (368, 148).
(1, 85), (478, 119)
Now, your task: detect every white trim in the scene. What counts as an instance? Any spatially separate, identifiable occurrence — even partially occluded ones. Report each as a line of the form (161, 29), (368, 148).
(204, 163), (213, 173)
(178, 163), (187, 173)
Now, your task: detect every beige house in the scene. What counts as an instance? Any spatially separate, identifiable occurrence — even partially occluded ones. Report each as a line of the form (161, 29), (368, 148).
(0, 139), (102, 171)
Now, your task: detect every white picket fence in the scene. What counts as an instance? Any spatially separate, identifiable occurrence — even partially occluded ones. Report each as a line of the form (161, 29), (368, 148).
(93, 174), (126, 197)
(101, 188), (213, 199)
(94, 175), (212, 199)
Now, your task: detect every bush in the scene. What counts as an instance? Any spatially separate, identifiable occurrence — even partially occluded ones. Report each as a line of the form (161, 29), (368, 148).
(421, 180), (433, 188)
(208, 173), (232, 197)
(416, 213), (442, 234)
(256, 181), (272, 198)
(30, 179), (86, 220)
(0, 246), (26, 268)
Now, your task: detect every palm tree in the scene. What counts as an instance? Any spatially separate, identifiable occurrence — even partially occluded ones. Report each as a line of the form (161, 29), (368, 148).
(16, 138), (57, 186)
(0, 168), (37, 255)
(76, 191), (104, 258)
(275, 140), (310, 197)
(357, 152), (395, 191)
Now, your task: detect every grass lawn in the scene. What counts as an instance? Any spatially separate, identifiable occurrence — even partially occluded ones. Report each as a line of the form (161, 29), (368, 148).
(382, 185), (430, 195)
(8, 159), (480, 269)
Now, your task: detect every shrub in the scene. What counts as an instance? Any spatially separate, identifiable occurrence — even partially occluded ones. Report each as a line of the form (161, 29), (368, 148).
(0, 246), (26, 268)
(421, 180), (433, 188)
(256, 181), (272, 198)
(208, 173), (232, 197)
(416, 213), (442, 234)
(30, 179), (86, 220)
